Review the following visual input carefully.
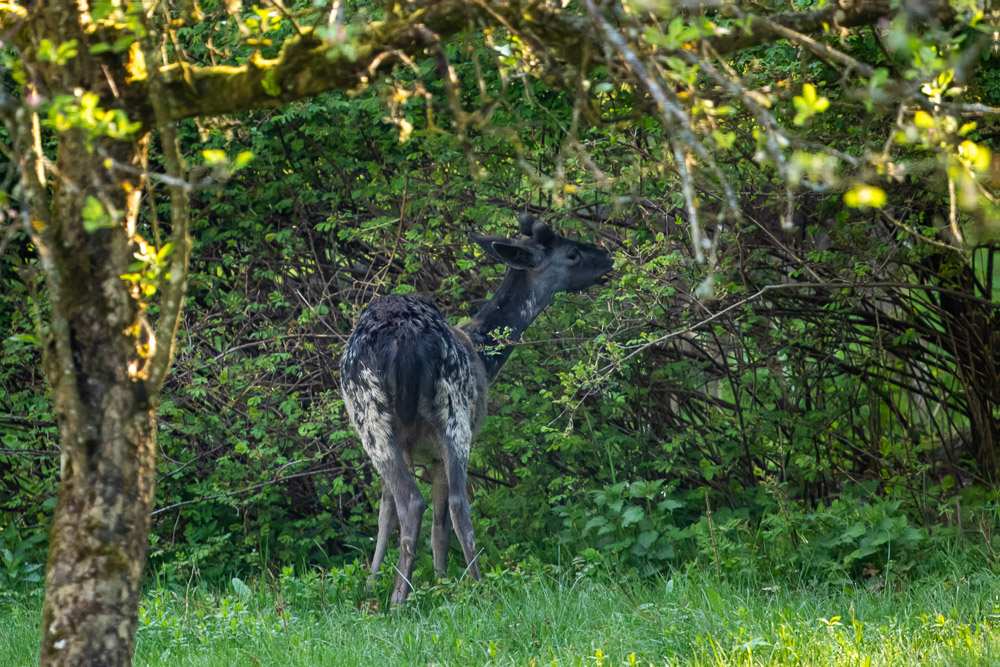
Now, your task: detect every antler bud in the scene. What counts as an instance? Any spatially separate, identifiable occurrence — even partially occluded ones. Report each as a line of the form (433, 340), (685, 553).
(517, 212), (554, 246)
(531, 220), (553, 246)
(517, 212), (537, 237)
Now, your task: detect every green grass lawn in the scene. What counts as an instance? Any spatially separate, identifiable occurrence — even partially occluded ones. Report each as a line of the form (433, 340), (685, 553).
(3, 567), (1000, 666)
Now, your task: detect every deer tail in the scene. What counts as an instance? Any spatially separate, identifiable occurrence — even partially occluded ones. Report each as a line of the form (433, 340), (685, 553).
(379, 336), (436, 424)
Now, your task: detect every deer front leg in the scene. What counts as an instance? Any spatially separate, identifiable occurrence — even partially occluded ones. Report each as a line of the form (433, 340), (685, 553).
(430, 462), (452, 577)
(369, 485), (397, 585)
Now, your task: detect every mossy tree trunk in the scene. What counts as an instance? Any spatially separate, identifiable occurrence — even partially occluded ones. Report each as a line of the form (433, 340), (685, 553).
(36, 136), (157, 665)
(11, 5), (185, 665)
(14, 6), (159, 663)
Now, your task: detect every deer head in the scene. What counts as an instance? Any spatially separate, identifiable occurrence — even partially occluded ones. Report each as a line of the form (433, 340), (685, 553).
(469, 213), (613, 299)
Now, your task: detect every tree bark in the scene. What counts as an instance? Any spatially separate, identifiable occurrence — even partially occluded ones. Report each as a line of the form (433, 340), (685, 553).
(11, 4), (159, 664)
(33, 130), (156, 665)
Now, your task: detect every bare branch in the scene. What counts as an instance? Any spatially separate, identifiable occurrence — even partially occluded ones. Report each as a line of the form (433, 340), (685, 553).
(144, 16), (194, 394)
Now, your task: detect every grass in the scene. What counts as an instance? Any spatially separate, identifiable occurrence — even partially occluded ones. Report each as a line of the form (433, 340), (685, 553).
(3, 563), (1000, 666)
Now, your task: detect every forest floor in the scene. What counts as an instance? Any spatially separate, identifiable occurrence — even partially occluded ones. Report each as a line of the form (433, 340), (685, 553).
(2, 567), (999, 666)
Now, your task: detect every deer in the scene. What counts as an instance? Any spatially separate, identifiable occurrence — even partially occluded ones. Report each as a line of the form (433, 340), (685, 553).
(339, 213), (613, 604)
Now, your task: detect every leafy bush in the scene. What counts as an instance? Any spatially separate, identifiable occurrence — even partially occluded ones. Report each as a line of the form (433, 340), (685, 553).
(0, 529), (45, 605)
(556, 480), (687, 577)
(551, 478), (996, 585)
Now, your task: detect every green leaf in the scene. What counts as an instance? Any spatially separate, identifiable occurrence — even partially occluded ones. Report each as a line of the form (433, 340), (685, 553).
(658, 499), (684, 512)
(37, 39), (61, 63)
(844, 184), (886, 209)
(914, 111), (934, 128)
(621, 506), (645, 527)
(202, 149), (227, 165)
(845, 522), (867, 539)
(156, 242), (175, 263)
(234, 151), (254, 170)
(636, 530), (659, 549)
(231, 577), (251, 600)
(111, 35), (137, 52)
(792, 84), (829, 125)
(705, 588), (724, 612)
(81, 196), (113, 233)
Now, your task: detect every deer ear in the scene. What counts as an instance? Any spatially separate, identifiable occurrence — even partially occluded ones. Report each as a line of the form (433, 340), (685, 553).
(469, 232), (509, 263)
(490, 240), (541, 269)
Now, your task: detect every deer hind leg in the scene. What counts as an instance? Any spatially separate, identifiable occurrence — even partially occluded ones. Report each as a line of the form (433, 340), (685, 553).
(368, 485), (397, 584)
(373, 453), (426, 605)
(442, 419), (481, 582)
(430, 462), (452, 577)
(353, 413), (426, 602)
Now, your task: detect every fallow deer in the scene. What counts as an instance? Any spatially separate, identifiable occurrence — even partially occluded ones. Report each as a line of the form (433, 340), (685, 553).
(340, 213), (613, 604)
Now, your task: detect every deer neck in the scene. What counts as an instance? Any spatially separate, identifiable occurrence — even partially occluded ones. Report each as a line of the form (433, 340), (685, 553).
(462, 270), (550, 380)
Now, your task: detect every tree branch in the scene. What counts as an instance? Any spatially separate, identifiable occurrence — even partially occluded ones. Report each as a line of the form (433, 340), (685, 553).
(157, 3), (469, 120)
(145, 20), (193, 394)
(155, 0), (587, 121)
(708, 0), (955, 55)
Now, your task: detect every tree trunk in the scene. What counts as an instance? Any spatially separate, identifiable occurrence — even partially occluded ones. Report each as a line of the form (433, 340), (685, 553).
(34, 130), (157, 665)
(8, 5), (172, 664)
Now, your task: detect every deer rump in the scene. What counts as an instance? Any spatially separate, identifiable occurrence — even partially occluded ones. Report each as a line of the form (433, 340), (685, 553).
(339, 294), (487, 460)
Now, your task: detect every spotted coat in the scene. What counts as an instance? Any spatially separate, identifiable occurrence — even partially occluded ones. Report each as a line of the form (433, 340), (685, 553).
(339, 295), (487, 473)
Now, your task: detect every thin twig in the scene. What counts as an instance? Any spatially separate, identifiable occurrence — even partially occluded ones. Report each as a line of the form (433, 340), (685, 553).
(705, 492), (722, 582)
(150, 464), (343, 516)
